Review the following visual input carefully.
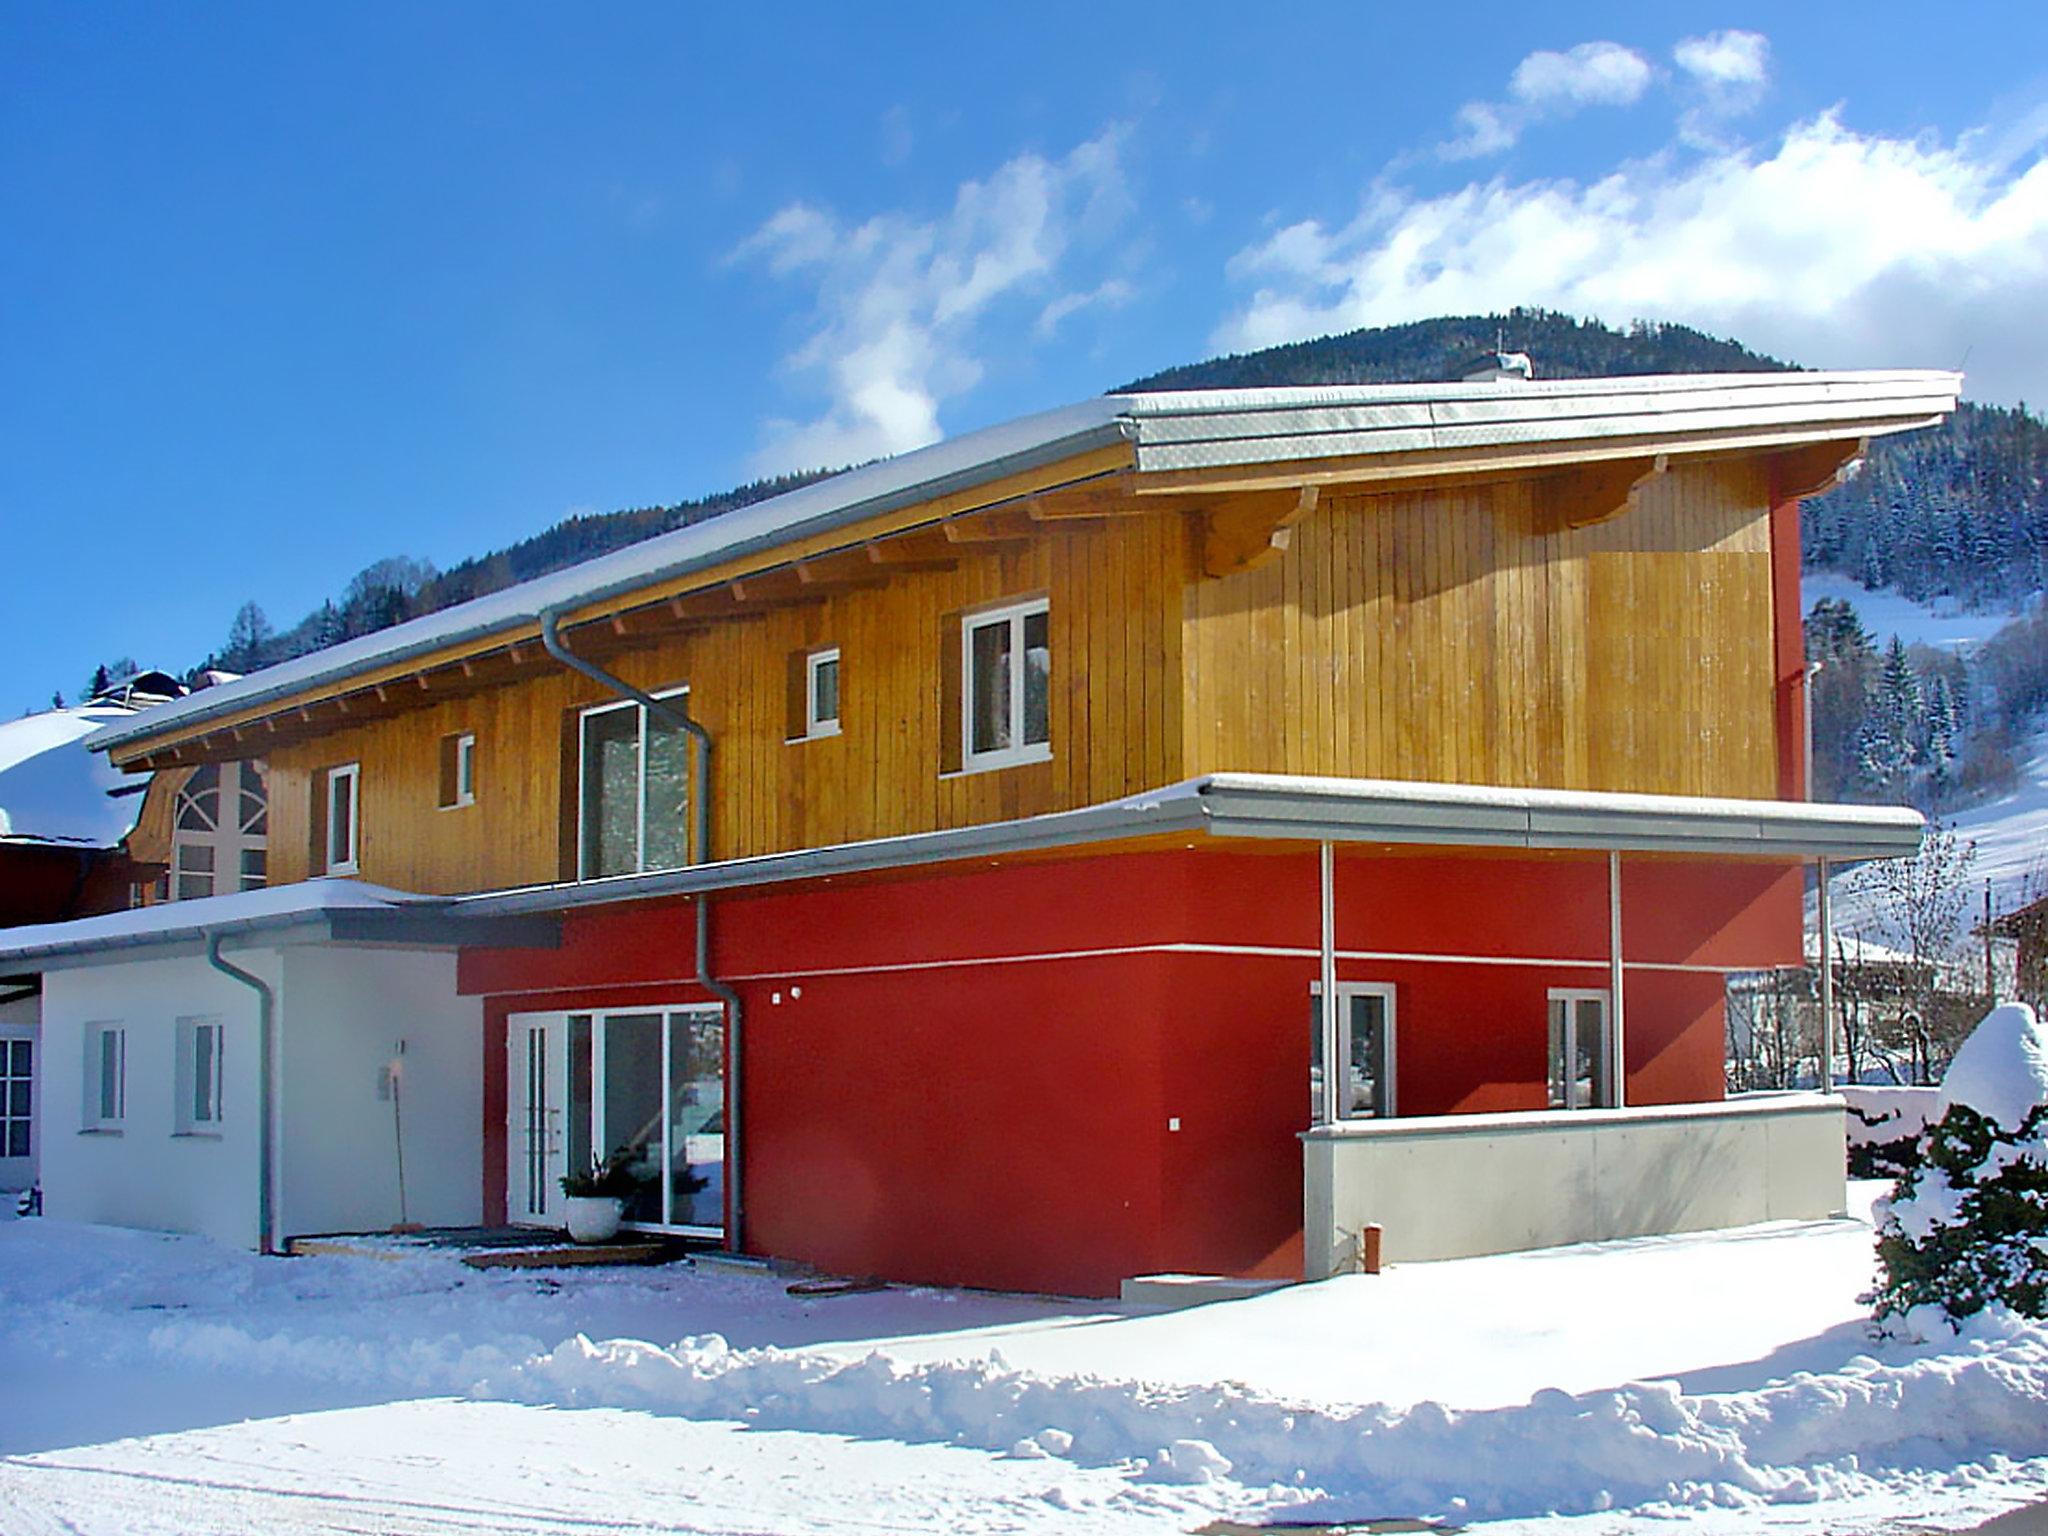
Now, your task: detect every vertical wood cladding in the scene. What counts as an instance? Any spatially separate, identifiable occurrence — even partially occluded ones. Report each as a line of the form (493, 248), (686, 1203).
(1181, 457), (1777, 798)
(267, 458), (1778, 895)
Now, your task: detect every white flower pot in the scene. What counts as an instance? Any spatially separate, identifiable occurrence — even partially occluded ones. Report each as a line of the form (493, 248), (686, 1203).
(563, 1195), (623, 1244)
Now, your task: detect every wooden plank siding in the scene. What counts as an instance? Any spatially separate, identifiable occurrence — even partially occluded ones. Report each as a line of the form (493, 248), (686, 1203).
(1180, 457), (1777, 797)
(267, 511), (1188, 893)
(255, 456), (1780, 897)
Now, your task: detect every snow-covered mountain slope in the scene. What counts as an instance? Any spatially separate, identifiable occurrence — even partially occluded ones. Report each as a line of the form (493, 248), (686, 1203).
(1803, 570), (2026, 657)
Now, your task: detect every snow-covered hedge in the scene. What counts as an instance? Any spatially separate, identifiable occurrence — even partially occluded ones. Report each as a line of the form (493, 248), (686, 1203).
(1870, 1004), (2048, 1327)
(1841, 1085), (1940, 1179)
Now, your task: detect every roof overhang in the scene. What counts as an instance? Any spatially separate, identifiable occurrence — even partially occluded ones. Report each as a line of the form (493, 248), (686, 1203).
(84, 369), (1962, 765)
(455, 774), (1926, 920)
(0, 880), (559, 975)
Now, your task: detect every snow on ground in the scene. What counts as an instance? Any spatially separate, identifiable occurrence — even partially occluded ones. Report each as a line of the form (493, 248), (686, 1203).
(3, 1189), (2047, 1534)
(1802, 571), (2025, 658)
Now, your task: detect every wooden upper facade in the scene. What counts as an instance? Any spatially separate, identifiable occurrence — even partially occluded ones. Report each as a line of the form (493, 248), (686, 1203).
(88, 372), (1963, 899)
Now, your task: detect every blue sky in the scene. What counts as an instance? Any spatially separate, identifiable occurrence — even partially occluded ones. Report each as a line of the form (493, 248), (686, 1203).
(5, 3), (2047, 714)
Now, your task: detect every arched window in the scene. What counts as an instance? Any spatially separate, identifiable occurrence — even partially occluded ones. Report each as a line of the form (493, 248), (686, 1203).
(171, 760), (268, 900)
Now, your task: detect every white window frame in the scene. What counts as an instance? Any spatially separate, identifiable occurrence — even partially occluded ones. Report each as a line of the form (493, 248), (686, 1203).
(961, 597), (1051, 773)
(84, 1023), (125, 1131)
(324, 763), (360, 875)
(1547, 987), (1614, 1111)
(576, 687), (691, 881)
(804, 649), (841, 739)
(175, 1016), (225, 1136)
(1, 1030), (34, 1162)
(452, 732), (477, 807)
(1310, 980), (1398, 1122)
(169, 759), (268, 901)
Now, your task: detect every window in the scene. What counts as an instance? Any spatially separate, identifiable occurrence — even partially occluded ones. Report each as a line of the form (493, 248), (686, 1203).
(169, 760), (268, 900)
(1, 1037), (32, 1159)
(578, 691), (690, 879)
(806, 650), (841, 738)
(175, 1017), (224, 1134)
(961, 598), (1050, 772)
(439, 732), (477, 809)
(84, 1024), (124, 1130)
(1547, 989), (1613, 1110)
(1310, 982), (1397, 1122)
(321, 763), (360, 875)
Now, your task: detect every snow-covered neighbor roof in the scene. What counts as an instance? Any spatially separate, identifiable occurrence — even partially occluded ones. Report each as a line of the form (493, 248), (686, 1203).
(0, 877), (555, 970)
(85, 369), (1961, 757)
(1937, 1002), (2048, 1131)
(0, 704), (153, 846)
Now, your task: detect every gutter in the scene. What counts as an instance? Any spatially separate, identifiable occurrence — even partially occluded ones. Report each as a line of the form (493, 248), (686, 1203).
(537, 609), (748, 1252)
(206, 934), (277, 1255)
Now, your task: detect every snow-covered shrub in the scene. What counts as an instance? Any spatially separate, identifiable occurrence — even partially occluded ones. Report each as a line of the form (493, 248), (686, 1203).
(1869, 1003), (2048, 1327)
(1841, 1085), (1939, 1179)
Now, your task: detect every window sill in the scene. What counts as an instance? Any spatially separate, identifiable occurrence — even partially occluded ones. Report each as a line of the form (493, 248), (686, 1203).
(77, 1127), (123, 1137)
(435, 798), (476, 812)
(945, 743), (1053, 779)
(171, 1129), (224, 1140)
(785, 724), (841, 745)
(325, 863), (360, 877)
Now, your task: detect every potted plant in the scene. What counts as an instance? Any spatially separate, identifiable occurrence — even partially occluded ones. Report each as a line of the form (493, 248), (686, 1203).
(559, 1151), (635, 1243)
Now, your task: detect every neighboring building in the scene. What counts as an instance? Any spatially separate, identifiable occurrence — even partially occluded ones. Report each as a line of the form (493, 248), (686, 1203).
(0, 675), (188, 1191)
(0, 370), (1961, 1293)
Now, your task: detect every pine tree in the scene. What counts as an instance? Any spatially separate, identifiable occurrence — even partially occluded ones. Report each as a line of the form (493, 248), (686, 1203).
(85, 664), (111, 700)
(220, 601), (276, 674)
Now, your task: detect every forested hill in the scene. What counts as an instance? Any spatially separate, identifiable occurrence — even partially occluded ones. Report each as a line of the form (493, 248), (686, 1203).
(1116, 309), (1791, 390)
(156, 308), (2041, 702)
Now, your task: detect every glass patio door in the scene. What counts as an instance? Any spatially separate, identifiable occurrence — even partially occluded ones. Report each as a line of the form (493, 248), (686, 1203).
(558, 1005), (726, 1235)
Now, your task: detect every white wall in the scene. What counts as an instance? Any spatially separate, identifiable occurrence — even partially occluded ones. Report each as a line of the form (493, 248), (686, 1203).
(39, 953), (273, 1248)
(278, 947), (481, 1237)
(0, 991), (39, 1193)
(1302, 1093), (1848, 1278)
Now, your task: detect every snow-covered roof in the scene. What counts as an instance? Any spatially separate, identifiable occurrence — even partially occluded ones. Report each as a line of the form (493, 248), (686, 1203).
(0, 705), (154, 847)
(0, 877), (556, 971)
(85, 369), (1961, 758)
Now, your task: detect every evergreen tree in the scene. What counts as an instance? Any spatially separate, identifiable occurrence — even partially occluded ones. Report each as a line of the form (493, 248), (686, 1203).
(85, 664), (111, 700)
(220, 601), (276, 673)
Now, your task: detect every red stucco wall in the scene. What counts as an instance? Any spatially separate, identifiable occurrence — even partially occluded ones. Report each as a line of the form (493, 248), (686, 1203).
(463, 845), (1795, 1295)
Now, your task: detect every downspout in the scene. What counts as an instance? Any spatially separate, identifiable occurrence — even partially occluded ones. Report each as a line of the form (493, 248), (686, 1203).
(206, 934), (276, 1255)
(537, 608), (746, 1251)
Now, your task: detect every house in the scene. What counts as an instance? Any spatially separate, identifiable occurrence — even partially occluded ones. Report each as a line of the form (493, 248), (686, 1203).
(0, 369), (1961, 1295)
(0, 674), (188, 1193)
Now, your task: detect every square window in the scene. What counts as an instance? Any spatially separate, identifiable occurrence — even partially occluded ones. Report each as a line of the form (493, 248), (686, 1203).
(439, 732), (477, 808)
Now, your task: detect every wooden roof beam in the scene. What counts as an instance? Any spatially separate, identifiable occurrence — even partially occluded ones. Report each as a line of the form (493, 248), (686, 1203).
(863, 528), (961, 569)
(1532, 454), (1667, 535)
(794, 552), (893, 592)
(1024, 471), (1143, 521)
(942, 506), (1037, 547)
(1200, 485), (1319, 579)
(1769, 437), (1867, 501)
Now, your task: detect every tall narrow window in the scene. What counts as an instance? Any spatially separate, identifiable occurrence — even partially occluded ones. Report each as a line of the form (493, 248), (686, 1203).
(578, 691), (690, 880)
(1, 1037), (32, 1160)
(175, 1017), (224, 1134)
(439, 732), (477, 808)
(84, 1024), (125, 1130)
(1310, 982), (1397, 1122)
(323, 763), (360, 875)
(1547, 990), (1613, 1110)
(806, 649), (841, 738)
(961, 598), (1050, 772)
(169, 761), (268, 900)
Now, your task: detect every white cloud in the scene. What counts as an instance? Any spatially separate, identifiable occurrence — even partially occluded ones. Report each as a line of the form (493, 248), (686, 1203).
(1220, 112), (2048, 406)
(1510, 41), (1654, 109)
(1674, 30), (1769, 89)
(734, 129), (1131, 474)
(1036, 277), (1135, 338)
(1443, 39), (1653, 159)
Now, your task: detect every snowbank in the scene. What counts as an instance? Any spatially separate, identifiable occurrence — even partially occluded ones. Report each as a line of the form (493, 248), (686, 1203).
(475, 1314), (2048, 1523)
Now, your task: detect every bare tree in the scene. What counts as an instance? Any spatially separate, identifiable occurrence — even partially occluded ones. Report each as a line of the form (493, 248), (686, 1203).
(1849, 823), (1980, 1083)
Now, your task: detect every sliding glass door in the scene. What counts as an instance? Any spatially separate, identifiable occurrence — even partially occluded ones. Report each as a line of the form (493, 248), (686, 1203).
(510, 1004), (725, 1235)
